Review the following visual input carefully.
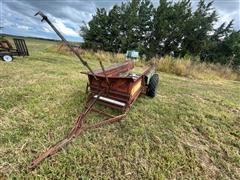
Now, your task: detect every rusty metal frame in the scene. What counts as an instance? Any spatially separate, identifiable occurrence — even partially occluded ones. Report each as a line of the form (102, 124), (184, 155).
(29, 63), (154, 170)
(0, 38), (29, 58)
(29, 91), (131, 170)
(30, 11), (156, 170)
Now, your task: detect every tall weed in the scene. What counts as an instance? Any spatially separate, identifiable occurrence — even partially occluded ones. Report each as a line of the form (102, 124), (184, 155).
(49, 45), (240, 81)
(152, 56), (239, 81)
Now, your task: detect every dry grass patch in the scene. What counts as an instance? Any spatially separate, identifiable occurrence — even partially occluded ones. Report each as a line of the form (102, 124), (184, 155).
(47, 44), (240, 82)
(152, 56), (240, 81)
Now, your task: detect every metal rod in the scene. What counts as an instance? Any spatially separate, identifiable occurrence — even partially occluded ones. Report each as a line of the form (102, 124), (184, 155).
(70, 92), (102, 137)
(91, 108), (115, 118)
(35, 11), (98, 80)
(99, 61), (110, 86)
(83, 109), (129, 130)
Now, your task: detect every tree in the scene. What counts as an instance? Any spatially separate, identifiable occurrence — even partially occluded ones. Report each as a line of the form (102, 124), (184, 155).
(228, 31), (240, 67)
(81, 0), (238, 66)
(135, 0), (154, 55)
(119, 0), (140, 52)
(81, 0), (154, 54)
(202, 30), (240, 67)
(81, 8), (110, 51)
(107, 5), (123, 52)
(181, 0), (217, 57)
(150, 0), (192, 58)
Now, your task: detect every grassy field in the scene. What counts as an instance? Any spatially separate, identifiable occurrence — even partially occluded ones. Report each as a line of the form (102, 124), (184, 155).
(0, 38), (240, 179)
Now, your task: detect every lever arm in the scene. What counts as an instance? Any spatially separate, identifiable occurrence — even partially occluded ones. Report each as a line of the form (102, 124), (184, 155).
(35, 11), (98, 80)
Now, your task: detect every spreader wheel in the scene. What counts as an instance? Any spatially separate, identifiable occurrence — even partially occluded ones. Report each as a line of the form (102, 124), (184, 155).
(147, 74), (159, 98)
(2, 55), (13, 62)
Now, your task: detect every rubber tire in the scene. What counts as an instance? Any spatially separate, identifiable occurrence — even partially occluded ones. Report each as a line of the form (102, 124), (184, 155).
(147, 74), (159, 98)
(2, 55), (13, 62)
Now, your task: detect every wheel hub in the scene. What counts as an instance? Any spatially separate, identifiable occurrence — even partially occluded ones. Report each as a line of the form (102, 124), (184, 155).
(3, 55), (13, 62)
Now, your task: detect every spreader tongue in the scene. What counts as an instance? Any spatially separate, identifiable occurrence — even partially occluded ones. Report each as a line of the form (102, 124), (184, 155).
(29, 92), (128, 170)
(29, 137), (74, 170)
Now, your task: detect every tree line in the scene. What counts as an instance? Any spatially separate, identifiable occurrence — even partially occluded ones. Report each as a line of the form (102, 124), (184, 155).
(81, 0), (240, 67)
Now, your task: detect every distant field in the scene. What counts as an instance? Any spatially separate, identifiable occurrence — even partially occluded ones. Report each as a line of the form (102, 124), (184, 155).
(0, 38), (239, 179)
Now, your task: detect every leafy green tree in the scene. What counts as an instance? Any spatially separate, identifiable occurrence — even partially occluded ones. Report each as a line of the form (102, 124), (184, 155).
(135, 0), (154, 55)
(202, 30), (240, 67)
(228, 31), (240, 67)
(107, 5), (123, 52)
(81, 0), (238, 66)
(150, 0), (170, 57)
(181, 0), (217, 57)
(150, 0), (192, 58)
(118, 0), (154, 54)
(119, 0), (140, 52)
(81, 8), (109, 51)
(81, 0), (154, 54)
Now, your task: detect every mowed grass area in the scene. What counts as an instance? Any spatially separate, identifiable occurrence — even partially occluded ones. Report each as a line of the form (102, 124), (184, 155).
(0, 38), (240, 179)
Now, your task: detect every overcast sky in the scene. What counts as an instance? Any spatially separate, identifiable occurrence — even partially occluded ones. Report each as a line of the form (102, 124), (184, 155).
(1, 0), (239, 42)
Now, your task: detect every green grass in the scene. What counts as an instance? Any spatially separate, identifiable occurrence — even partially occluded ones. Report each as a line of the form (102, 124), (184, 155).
(0, 38), (240, 179)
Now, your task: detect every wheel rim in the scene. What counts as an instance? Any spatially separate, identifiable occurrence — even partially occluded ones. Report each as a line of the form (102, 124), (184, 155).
(3, 55), (13, 62)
